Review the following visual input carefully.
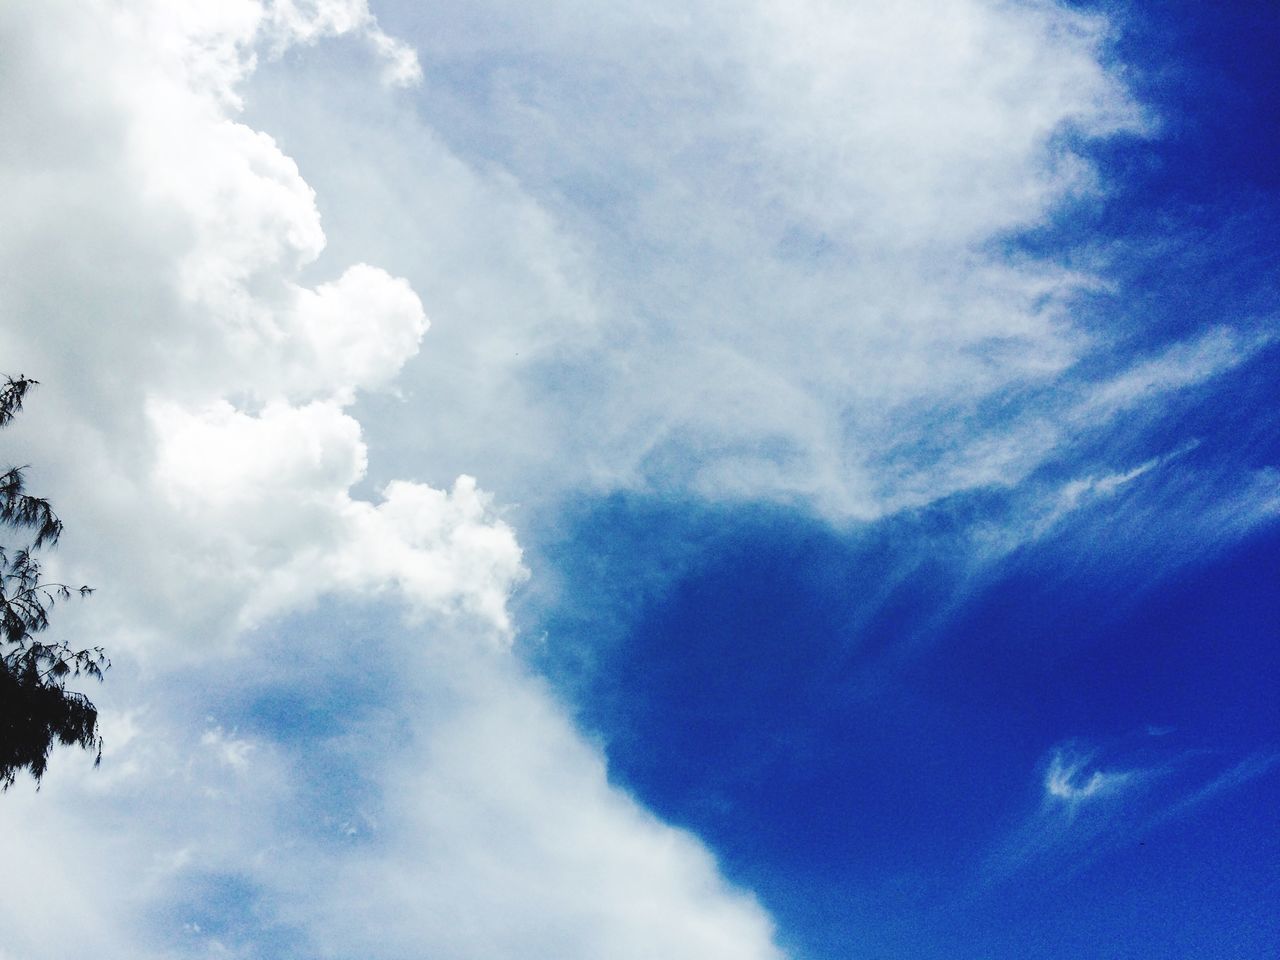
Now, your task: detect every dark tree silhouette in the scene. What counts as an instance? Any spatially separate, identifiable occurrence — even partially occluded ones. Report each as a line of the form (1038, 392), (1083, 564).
(1, 375), (107, 790)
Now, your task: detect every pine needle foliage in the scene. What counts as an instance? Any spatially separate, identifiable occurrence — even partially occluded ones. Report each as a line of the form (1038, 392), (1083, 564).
(0, 376), (107, 790)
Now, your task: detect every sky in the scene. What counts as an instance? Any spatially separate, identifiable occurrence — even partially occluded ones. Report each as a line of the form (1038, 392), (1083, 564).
(0, 1), (1276, 958)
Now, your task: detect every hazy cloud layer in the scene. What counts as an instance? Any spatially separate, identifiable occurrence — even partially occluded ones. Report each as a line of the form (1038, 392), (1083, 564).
(245, 0), (1265, 526)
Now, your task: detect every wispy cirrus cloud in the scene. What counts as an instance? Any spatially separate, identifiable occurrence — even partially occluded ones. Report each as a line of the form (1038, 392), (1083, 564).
(978, 742), (1151, 887)
(252, 0), (1272, 540)
(1044, 746), (1141, 807)
(983, 737), (1278, 890)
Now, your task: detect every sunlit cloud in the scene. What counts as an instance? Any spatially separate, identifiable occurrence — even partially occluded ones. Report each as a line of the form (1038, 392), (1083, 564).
(1, 1), (1275, 957)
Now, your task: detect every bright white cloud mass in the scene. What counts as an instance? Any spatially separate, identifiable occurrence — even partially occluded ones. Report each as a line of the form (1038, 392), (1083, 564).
(0, 0), (1273, 957)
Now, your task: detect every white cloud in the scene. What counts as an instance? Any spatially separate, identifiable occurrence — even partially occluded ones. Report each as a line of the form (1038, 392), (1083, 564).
(978, 740), (1151, 885)
(264, 0), (422, 87)
(0, 0), (503, 649)
(199, 725), (257, 771)
(269, 644), (785, 959)
(1076, 326), (1267, 420)
(240, 0), (1263, 529)
(741, 0), (1141, 244)
(984, 740), (1277, 888)
(1044, 748), (1135, 806)
(0, 633), (785, 960)
(147, 399), (523, 631)
(1, 0), (1271, 956)
(0, 1), (783, 956)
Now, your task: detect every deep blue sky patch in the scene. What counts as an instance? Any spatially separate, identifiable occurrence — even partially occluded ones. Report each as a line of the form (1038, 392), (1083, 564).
(534, 488), (1279, 959)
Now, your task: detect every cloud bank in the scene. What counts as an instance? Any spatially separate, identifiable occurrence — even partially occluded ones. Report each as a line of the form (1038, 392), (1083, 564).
(0, 2), (781, 956)
(2, 0), (1274, 957)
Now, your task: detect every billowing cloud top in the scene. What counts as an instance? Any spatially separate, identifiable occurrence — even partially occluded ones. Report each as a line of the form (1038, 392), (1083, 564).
(0, 1), (790, 956)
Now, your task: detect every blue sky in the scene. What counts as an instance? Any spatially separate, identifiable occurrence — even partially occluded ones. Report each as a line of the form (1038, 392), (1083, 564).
(523, 4), (1280, 955)
(533, 491), (1279, 957)
(0, 1), (1276, 958)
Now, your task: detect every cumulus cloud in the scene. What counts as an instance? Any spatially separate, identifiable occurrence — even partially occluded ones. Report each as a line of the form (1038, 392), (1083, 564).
(0, 0), (502, 646)
(149, 399), (522, 631)
(0, 1), (782, 956)
(264, 0), (422, 87)
(270, 645), (785, 960)
(0, 632), (785, 960)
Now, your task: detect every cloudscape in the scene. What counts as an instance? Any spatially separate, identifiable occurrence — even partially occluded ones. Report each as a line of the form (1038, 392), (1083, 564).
(0, 1), (1276, 957)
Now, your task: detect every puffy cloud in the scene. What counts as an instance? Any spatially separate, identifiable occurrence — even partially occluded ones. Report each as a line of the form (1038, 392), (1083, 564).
(149, 399), (521, 631)
(0, 0), (493, 646)
(152, 400), (368, 508)
(0, 630), (785, 960)
(284, 264), (428, 401)
(268, 645), (785, 960)
(0, 1), (783, 956)
(264, 0), (422, 87)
